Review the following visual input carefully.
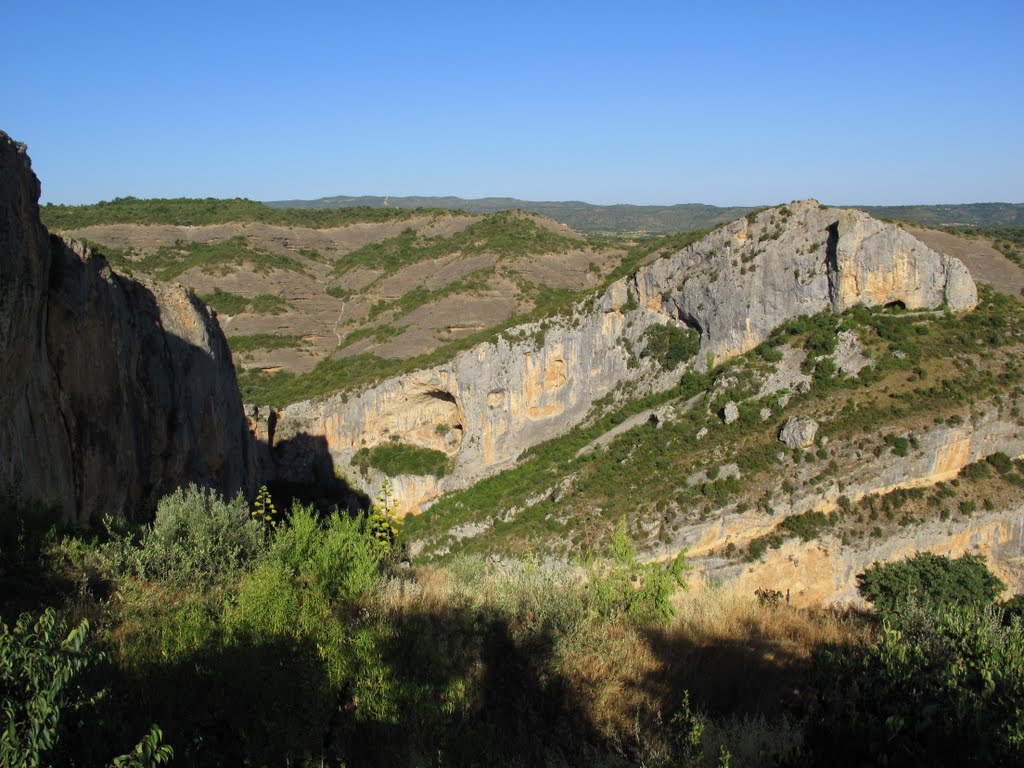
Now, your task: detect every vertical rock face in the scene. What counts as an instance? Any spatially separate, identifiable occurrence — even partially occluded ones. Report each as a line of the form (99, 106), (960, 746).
(0, 132), (255, 524)
(638, 202), (977, 364)
(279, 200), (978, 515)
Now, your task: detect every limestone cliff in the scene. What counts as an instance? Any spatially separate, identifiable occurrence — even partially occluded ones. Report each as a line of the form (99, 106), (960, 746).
(670, 395), (1024, 562)
(276, 200), (977, 514)
(0, 133), (255, 524)
(704, 502), (1024, 607)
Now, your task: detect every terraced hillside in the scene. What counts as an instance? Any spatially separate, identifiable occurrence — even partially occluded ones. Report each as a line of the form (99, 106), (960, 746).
(43, 200), (645, 392)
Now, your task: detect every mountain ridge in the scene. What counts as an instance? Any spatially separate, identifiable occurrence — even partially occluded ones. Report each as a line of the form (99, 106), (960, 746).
(267, 195), (1024, 233)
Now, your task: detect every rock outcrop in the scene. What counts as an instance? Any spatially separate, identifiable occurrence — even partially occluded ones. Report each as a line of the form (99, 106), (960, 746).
(635, 203), (976, 363)
(275, 200), (978, 515)
(779, 417), (819, 449)
(706, 501), (1024, 608)
(0, 133), (256, 524)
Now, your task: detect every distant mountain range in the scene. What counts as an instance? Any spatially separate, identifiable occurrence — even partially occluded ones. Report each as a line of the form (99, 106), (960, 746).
(267, 196), (1024, 234)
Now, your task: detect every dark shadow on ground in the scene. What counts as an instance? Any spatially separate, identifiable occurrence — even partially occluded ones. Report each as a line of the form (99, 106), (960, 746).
(68, 601), (614, 768)
(269, 431), (370, 516)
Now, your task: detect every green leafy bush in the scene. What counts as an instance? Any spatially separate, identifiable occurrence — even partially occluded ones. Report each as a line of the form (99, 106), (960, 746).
(885, 434), (910, 457)
(266, 506), (386, 603)
(227, 333), (305, 353)
(805, 603), (1024, 766)
(778, 511), (834, 541)
(586, 522), (688, 624)
(988, 451), (1014, 475)
(641, 323), (700, 369)
(198, 288), (291, 316)
(857, 553), (1005, 619)
(0, 608), (172, 768)
(104, 484), (265, 587)
(352, 443), (451, 478)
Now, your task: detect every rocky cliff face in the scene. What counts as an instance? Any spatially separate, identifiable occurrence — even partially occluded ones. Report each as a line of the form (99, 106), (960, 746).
(678, 395), (1024, 558)
(276, 200), (978, 515)
(0, 133), (255, 524)
(637, 203), (976, 362)
(706, 502), (1024, 607)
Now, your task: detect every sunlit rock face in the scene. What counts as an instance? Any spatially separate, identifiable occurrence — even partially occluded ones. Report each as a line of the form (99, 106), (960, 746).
(278, 200), (976, 516)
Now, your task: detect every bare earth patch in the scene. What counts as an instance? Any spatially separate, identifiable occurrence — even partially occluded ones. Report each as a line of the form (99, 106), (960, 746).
(907, 225), (1024, 296)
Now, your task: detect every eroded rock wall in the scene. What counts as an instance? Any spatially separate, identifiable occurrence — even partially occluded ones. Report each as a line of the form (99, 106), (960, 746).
(659, 395), (1024, 561)
(704, 504), (1024, 608)
(278, 200), (978, 515)
(638, 202), (977, 364)
(281, 285), (669, 515)
(0, 132), (255, 524)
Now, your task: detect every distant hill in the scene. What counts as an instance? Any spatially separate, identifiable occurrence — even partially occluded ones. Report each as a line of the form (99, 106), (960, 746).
(857, 203), (1024, 228)
(267, 195), (757, 235)
(267, 195), (1024, 234)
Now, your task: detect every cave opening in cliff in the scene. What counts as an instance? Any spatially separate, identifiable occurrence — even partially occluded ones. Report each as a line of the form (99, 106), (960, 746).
(419, 388), (465, 436)
(675, 312), (704, 337)
(884, 300), (907, 310)
(422, 389), (457, 405)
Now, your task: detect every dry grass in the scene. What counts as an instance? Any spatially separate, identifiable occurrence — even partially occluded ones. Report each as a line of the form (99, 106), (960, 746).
(674, 579), (866, 653)
(367, 561), (869, 764)
(640, 580), (869, 719)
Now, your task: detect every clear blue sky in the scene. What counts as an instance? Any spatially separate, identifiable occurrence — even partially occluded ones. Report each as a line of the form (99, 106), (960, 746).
(4, 0), (1022, 206)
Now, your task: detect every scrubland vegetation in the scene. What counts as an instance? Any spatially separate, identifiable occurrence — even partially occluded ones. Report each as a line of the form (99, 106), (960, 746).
(3, 484), (1022, 767)
(40, 197), (438, 230)
(406, 287), (1024, 559)
(328, 211), (581, 280)
(198, 288), (291, 316)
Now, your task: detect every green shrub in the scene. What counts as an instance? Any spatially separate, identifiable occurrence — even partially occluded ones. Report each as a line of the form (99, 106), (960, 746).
(805, 603), (1024, 766)
(640, 323), (700, 369)
(857, 553), (1005, 619)
(267, 506), (386, 603)
(0, 608), (172, 768)
(104, 484), (264, 587)
(227, 333), (305, 353)
(198, 288), (290, 316)
(885, 434), (910, 457)
(778, 511), (834, 541)
(961, 459), (993, 481)
(586, 522), (688, 624)
(987, 452), (1014, 475)
(352, 443), (451, 478)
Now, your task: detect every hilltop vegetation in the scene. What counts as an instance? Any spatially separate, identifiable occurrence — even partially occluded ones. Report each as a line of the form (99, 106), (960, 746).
(41, 196), (441, 229)
(860, 203), (1024, 229)
(946, 225), (1024, 268)
(329, 211), (581, 279)
(267, 193), (1024, 234)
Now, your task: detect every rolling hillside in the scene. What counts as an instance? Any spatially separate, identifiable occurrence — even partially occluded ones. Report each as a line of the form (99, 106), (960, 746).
(267, 194), (1024, 234)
